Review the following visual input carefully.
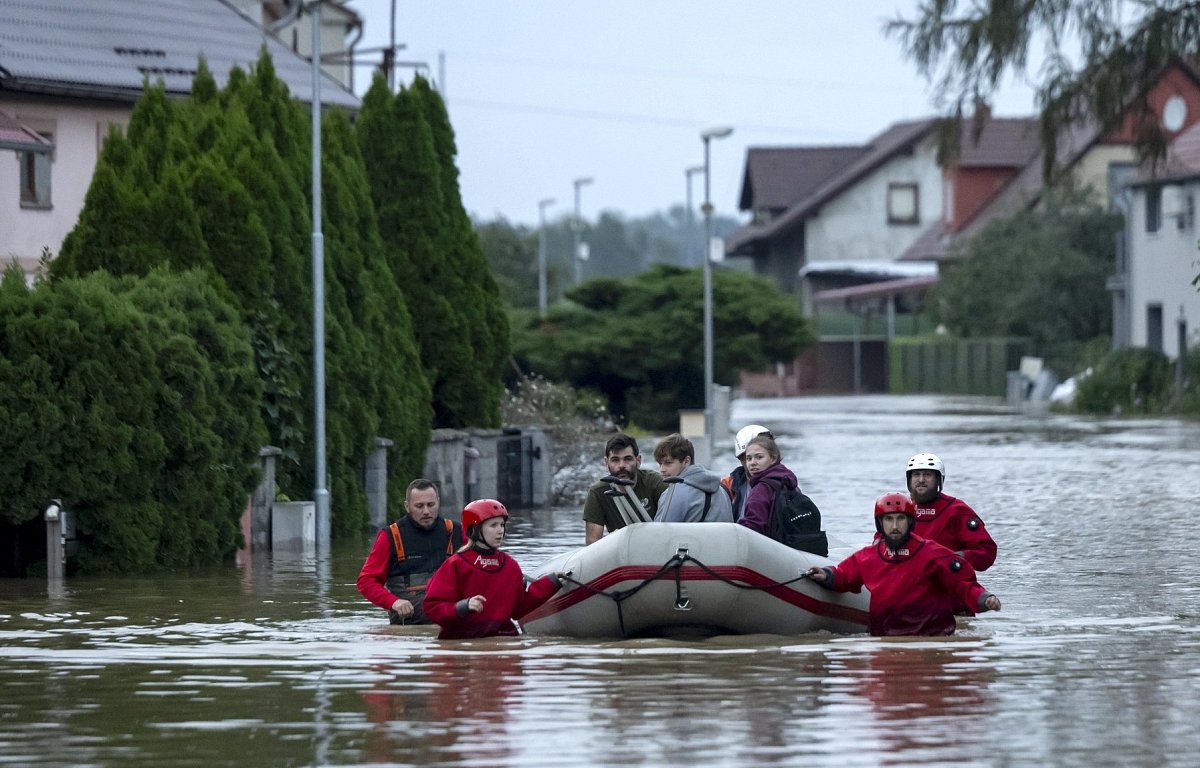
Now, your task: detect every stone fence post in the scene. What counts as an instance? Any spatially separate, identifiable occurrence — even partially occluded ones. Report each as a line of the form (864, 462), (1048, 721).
(365, 437), (393, 531)
(251, 446), (282, 552)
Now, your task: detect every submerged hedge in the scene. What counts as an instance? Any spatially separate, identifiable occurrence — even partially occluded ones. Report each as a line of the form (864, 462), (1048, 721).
(0, 268), (266, 572)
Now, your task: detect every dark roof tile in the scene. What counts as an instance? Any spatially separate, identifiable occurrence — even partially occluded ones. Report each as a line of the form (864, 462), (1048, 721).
(0, 0), (358, 108)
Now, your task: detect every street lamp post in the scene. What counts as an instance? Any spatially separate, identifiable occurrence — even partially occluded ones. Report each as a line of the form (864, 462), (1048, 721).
(572, 176), (593, 285)
(537, 197), (556, 317)
(310, 0), (330, 549)
(685, 165), (705, 268)
(700, 126), (733, 453)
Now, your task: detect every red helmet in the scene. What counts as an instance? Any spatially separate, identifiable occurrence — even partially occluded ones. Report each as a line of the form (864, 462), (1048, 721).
(873, 492), (915, 532)
(462, 499), (509, 531)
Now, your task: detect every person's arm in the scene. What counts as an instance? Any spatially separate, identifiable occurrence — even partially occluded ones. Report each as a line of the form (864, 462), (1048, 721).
(585, 521), (605, 545)
(356, 530), (402, 611)
(808, 548), (864, 592)
(422, 555), (465, 626)
(932, 550), (994, 611)
(583, 487), (607, 544)
(737, 484), (771, 533)
(514, 571), (564, 620)
(954, 502), (998, 571)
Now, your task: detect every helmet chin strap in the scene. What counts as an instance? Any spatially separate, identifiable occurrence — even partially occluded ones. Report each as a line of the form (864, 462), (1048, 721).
(469, 528), (500, 553)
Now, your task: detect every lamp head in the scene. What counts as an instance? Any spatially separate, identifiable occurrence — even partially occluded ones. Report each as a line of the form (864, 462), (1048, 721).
(701, 126), (734, 140)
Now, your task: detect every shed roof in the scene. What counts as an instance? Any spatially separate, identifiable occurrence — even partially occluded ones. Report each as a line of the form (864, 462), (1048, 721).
(0, 0), (358, 109)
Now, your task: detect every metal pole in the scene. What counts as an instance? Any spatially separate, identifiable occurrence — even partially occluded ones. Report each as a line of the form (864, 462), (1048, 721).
(311, 1), (330, 550)
(538, 197), (555, 316)
(700, 127), (732, 448)
(572, 177), (592, 285)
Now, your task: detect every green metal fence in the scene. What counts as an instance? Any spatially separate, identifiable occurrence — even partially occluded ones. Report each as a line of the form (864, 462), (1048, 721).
(889, 336), (1030, 396)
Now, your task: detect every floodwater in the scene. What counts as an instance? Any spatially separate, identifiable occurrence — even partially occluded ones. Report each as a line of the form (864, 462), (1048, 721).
(2, 394), (1199, 767)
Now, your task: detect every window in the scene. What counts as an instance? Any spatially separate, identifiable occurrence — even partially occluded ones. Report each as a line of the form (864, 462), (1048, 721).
(1146, 186), (1161, 233)
(887, 182), (919, 225)
(1147, 304), (1164, 352)
(19, 131), (53, 209)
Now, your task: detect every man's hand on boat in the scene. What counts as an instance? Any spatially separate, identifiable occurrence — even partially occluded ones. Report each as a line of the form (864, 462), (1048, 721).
(805, 566), (830, 584)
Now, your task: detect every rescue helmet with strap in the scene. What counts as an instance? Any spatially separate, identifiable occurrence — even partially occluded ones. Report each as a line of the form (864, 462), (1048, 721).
(905, 452), (945, 491)
(462, 498), (508, 540)
(873, 491), (916, 534)
(734, 424), (771, 460)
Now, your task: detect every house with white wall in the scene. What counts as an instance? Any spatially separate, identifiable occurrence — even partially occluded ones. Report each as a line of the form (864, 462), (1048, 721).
(1117, 122), (1200, 359)
(728, 119), (943, 310)
(0, 0), (360, 284)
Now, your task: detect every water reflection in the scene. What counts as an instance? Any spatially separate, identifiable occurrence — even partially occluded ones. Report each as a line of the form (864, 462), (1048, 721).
(844, 643), (995, 761)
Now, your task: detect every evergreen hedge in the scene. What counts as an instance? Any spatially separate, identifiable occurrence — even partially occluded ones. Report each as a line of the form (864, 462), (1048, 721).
(0, 268), (264, 572)
(356, 75), (509, 428)
(50, 52), (432, 541)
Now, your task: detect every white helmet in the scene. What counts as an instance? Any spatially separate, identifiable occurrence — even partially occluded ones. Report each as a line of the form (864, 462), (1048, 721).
(906, 452), (945, 489)
(734, 424), (771, 459)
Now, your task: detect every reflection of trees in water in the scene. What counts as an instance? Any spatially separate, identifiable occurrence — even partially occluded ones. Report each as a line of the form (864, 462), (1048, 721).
(359, 652), (525, 764)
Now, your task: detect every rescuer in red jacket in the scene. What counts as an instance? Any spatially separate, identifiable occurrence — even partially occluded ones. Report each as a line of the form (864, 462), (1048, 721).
(905, 452), (997, 572)
(807, 492), (1001, 636)
(424, 499), (564, 639)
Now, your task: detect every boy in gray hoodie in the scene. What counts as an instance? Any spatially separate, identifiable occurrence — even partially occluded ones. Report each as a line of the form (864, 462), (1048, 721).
(652, 434), (734, 523)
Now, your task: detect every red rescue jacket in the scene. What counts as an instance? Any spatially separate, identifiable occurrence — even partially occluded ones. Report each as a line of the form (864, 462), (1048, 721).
(423, 547), (560, 639)
(912, 493), (997, 571)
(823, 534), (989, 636)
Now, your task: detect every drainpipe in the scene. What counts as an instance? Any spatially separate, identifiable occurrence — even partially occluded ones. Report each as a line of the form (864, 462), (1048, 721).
(344, 16), (364, 93)
(267, 0), (302, 35)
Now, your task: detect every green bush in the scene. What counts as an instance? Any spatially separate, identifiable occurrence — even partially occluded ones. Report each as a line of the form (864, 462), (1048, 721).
(51, 52), (431, 538)
(510, 264), (812, 430)
(1172, 347), (1200, 416)
(1073, 347), (1172, 415)
(0, 268), (265, 573)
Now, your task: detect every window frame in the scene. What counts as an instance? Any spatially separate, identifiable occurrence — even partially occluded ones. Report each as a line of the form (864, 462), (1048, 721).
(887, 182), (920, 225)
(19, 130), (54, 210)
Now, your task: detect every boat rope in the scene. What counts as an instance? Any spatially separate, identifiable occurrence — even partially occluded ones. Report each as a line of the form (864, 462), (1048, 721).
(558, 551), (812, 638)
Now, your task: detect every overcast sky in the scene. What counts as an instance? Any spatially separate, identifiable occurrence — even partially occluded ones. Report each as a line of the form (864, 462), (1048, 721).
(344, 1), (1039, 227)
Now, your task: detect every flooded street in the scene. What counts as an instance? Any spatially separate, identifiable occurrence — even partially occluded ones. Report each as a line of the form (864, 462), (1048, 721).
(2, 394), (1199, 767)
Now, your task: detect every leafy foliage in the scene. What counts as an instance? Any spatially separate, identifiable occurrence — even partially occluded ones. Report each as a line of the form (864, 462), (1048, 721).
(929, 192), (1123, 371)
(356, 75), (506, 429)
(50, 51), (430, 541)
(510, 264), (812, 429)
(888, 1), (1200, 175)
(0, 268), (264, 572)
(1073, 347), (1172, 415)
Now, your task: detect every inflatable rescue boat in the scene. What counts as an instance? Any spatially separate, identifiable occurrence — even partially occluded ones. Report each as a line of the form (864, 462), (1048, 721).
(521, 522), (870, 639)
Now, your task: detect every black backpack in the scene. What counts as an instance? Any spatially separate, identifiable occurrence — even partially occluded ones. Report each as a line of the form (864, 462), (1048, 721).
(763, 478), (828, 557)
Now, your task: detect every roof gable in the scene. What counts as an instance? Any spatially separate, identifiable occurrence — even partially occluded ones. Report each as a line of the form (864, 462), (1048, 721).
(739, 146), (867, 212)
(735, 118), (939, 245)
(0, 0), (358, 108)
